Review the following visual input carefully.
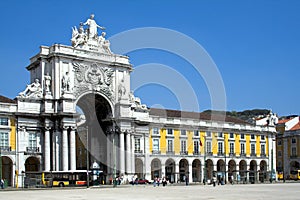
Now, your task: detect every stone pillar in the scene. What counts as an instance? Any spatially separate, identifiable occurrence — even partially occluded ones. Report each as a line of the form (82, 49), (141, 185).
(54, 129), (61, 171)
(225, 163), (229, 184)
(119, 131), (125, 174)
(175, 163), (179, 183)
(62, 126), (69, 171)
(70, 127), (76, 171)
(188, 163), (193, 183)
(44, 127), (51, 171)
(126, 132), (131, 174)
(131, 135), (135, 175)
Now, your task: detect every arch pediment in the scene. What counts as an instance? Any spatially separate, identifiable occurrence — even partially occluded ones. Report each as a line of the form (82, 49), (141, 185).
(73, 62), (114, 103)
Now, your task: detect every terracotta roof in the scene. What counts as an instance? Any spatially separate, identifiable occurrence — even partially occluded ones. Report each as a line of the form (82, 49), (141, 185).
(278, 118), (291, 124)
(149, 108), (250, 125)
(290, 122), (300, 131)
(0, 95), (16, 104)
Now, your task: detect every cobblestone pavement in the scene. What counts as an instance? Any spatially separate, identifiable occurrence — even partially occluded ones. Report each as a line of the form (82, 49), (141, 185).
(0, 182), (300, 200)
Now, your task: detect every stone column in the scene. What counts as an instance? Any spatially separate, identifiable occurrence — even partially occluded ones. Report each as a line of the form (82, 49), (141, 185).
(175, 163), (179, 183)
(188, 163), (193, 183)
(44, 127), (51, 171)
(70, 127), (76, 171)
(62, 126), (69, 171)
(126, 132), (131, 174)
(54, 129), (61, 171)
(119, 131), (125, 174)
(225, 163), (229, 184)
(131, 134), (135, 175)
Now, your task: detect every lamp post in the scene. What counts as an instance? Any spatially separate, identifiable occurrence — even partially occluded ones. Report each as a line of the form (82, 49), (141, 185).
(111, 120), (119, 188)
(203, 135), (206, 185)
(224, 135), (227, 184)
(86, 126), (89, 188)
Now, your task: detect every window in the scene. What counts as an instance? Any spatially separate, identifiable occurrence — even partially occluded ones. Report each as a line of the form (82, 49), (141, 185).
(181, 130), (186, 136)
(0, 132), (9, 147)
(218, 132), (223, 138)
(167, 140), (173, 152)
(167, 128), (173, 135)
(28, 132), (37, 148)
(230, 133), (234, 139)
(278, 151), (282, 157)
(241, 134), (245, 140)
(206, 131), (211, 138)
(292, 138), (296, 144)
(261, 144), (265, 155)
(251, 134), (255, 140)
(181, 140), (187, 152)
(152, 127), (159, 135)
(194, 141), (199, 154)
(230, 143), (234, 153)
(206, 141), (212, 153)
(135, 138), (141, 152)
(194, 130), (199, 137)
(218, 142), (223, 154)
(277, 140), (282, 145)
(240, 143), (245, 155)
(0, 118), (8, 126)
(251, 143), (255, 155)
(153, 139), (159, 151)
(291, 147), (297, 156)
(261, 135), (265, 140)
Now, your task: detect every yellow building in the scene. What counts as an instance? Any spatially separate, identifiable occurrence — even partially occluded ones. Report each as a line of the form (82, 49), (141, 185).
(135, 108), (277, 184)
(0, 95), (17, 187)
(276, 116), (300, 179)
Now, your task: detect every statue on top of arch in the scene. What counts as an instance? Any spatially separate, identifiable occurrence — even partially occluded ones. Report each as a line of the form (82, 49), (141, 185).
(71, 14), (112, 54)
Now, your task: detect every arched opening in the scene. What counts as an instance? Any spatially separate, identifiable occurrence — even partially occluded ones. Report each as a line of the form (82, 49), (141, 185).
(216, 159), (225, 184)
(25, 157), (40, 172)
(192, 159), (201, 182)
(165, 159), (175, 183)
(75, 93), (113, 180)
(135, 158), (143, 178)
(239, 160), (247, 183)
(249, 160), (257, 183)
(259, 160), (268, 182)
(290, 161), (300, 171)
(1, 156), (13, 186)
(228, 160), (236, 183)
(151, 158), (162, 180)
(206, 159), (214, 181)
(179, 159), (189, 182)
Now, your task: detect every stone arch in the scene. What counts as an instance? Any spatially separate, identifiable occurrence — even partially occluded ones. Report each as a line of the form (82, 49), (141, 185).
(216, 159), (225, 183)
(76, 93), (113, 176)
(25, 157), (40, 172)
(249, 160), (257, 183)
(228, 159), (236, 182)
(239, 160), (247, 183)
(151, 158), (162, 180)
(206, 159), (214, 180)
(192, 159), (201, 182)
(165, 158), (175, 183)
(1, 156), (13, 186)
(135, 158), (144, 178)
(179, 159), (189, 182)
(290, 161), (300, 171)
(259, 160), (268, 182)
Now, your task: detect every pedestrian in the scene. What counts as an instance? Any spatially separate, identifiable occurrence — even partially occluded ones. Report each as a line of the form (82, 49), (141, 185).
(153, 177), (157, 187)
(157, 177), (160, 186)
(231, 175), (234, 185)
(162, 177), (167, 187)
(185, 175), (189, 186)
(0, 178), (4, 189)
(212, 176), (216, 187)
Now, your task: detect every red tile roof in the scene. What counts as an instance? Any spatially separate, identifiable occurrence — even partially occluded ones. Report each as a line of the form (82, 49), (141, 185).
(149, 108), (250, 125)
(0, 95), (16, 104)
(290, 122), (300, 131)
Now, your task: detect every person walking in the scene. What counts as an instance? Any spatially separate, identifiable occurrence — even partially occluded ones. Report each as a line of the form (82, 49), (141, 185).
(212, 176), (217, 187)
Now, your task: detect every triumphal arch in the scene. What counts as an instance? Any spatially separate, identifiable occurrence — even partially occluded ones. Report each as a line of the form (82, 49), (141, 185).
(16, 14), (149, 184)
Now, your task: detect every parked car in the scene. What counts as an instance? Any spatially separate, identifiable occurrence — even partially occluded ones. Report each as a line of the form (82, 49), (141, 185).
(129, 178), (150, 184)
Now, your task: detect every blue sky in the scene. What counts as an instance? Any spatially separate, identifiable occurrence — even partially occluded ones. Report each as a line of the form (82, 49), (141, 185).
(0, 0), (299, 117)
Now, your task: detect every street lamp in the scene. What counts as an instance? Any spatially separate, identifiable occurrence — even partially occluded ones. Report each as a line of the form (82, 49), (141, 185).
(110, 120), (119, 188)
(86, 125), (89, 188)
(203, 135), (206, 185)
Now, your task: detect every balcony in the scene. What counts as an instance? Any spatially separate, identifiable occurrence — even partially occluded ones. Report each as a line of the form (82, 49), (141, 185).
(135, 150), (144, 157)
(0, 146), (11, 152)
(290, 155), (298, 159)
(260, 153), (266, 158)
(166, 151), (175, 155)
(240, 153), (246, 157)
(218, 152), (224, 156)
(206, 152), (213, 156)
(193, 151), (200, 155)
(25, 147), (41, 155)
(229, 152), (236, 157)
(180, 151), (188, 155)
(152, 150), (161, 155)
(250, 153), (256, 157)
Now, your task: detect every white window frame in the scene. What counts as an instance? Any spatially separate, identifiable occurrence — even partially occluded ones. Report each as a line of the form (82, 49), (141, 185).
(153, 138), (160, 151)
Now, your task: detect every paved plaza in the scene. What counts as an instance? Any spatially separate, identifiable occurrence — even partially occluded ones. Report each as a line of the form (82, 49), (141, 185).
(0, 183), (300, 200)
